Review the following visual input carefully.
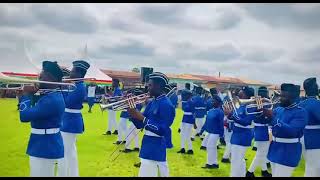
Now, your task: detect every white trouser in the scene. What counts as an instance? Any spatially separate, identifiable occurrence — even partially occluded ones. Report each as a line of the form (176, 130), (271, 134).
(139, 158), (169, 177)
(304, 149), (320, 177)
(248, 141), (270, 172)
(201, 132), (209, 147)
(253, 141), (257, 148)
(207, 133), (220, 165)
(223, 128), (232, 159)
(118, 118), (128, 141)
(230, 144), (248, 177)
(195, 117), (205, 135)
(125, 122), (139, 149)
(29, 156), (57, 177)
(181, 122), (193, 150)
(58, 132), (79, 177)
(107, 109), (117, 132)
(271, 162), (295, 177)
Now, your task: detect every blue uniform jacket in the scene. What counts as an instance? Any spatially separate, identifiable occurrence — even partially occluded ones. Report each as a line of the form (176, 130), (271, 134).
(131, 95), (175, 162)
(253, 103), (272, 141)
(206, 97), (214, 111)
(60, 81), (87, 134)
(229, 104), (255, 146)
(107, 87), (122, 109)
(182, 99), (196, 124)
(299, 97), (320, 149)
(267, 105), (308, 167)
(19, 92), (65, 159)
(200, 107), (224, 137)
(192, 95), (207, 118)
(169, 93), (178, 108)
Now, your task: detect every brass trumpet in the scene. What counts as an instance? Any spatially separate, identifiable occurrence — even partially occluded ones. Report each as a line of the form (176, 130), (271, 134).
(100, 93), (149, 111)
(239, 96), (280, 115)
(100, 87), (177, 112)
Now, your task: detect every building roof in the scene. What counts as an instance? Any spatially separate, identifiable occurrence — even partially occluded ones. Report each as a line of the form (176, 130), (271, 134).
(100, 69), (140, 79)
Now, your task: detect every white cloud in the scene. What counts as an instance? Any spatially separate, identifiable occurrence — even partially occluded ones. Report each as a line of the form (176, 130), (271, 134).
(0, 3), (319, 86)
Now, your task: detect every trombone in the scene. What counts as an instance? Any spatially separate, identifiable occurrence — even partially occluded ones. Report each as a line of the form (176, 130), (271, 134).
(0, 72), (76, 93)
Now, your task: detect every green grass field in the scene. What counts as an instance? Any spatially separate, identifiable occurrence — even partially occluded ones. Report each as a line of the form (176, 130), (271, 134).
(0, 98), (305, 177)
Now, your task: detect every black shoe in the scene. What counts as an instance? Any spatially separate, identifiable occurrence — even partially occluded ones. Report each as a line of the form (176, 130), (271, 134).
(187, 149), (194, 154)
(220, 138), (226, 146)
(221, 158), (230, 163)
(195, 133), (200, 137)
(103, 131), (112, 135)
(122, 141), (126, 144)
(177, 148), (186, 154)
(261, 170), (272, 177)
(252, 146), (257, 151)
(112, 130), (118, 135)
(178, 128), (181, 133)
(266, 162), (271, 168)
(201, 164), (219, 169)
(121, 148), (132, 153)
(113, 141), (122, 145)
(246, 171), (255, 177)
(217, 145), (220, 149)
(200, 146), (207, 150)
(133, 148), (140, 152)
(134, 162), (141, 168)
(191, 138), (195, 141)
(200, 137), (204, 141)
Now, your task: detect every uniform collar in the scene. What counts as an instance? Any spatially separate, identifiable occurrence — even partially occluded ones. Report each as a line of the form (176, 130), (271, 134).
(285, 103), (298, 109)
(156, 94), (166, 100)
(306, 96), (317, 99)
(76, 81), (84, 84)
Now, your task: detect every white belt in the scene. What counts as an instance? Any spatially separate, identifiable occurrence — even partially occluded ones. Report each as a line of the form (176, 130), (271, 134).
(31, 128), (60, 135)
(272, 136), (300, 143)
(184, 112), (193, 115)
(305, 125), (320, 130)
(253, 123), (269, 127)
(181, 101), (187, 103)
(145, 130), (161, 137)
(195, 107), (206, 110)
(65, 108), (81, 113)
(234, 123), (253, 129)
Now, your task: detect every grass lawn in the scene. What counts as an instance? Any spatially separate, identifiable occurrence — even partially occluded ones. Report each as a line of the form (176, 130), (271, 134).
(0, 98), (305, 177)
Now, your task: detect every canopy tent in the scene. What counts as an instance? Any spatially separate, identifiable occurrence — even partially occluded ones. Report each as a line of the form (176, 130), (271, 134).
(83, 64), (112, 86)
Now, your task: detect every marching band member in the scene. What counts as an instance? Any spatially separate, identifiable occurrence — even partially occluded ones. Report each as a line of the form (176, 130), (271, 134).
(87, 83), (96, 113)
(104, 79), (122, 135)
(299, 78), (320, 177)
(19, 61), (65, 176)
(221, 115), (233, 163)
(226, 86), (256, 177)
(127, 72), (175, 177)
(58, 60), (90, 177)
(178, 83), (191, 133)
(122, 89), (144, 153)
(164, 84), (175, 149)
(169, 83), (178, 109)
(116, 102), (129, 145)
(200, 95), (224, 169)
(200, 88), (217, 150)
(192, 86), (207, 139)
(177, 90), (196, 155)
(263, 83), (307, 177)
(246, 86), (272, 177)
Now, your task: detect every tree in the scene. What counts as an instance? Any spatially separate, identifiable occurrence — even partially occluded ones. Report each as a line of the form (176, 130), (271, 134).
(132, 67), (140, 73)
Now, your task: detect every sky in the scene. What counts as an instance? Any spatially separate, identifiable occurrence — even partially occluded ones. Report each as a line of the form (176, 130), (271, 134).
(0, 3), (319, 85)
